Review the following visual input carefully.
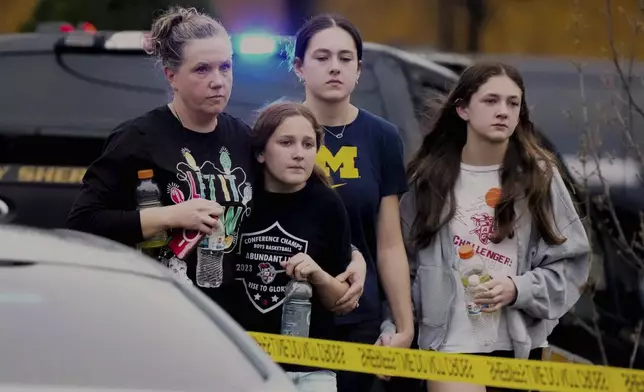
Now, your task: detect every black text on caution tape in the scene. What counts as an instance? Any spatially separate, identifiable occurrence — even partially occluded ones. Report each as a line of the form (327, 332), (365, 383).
(622, 372), (644, 392)
(253, 335), (347, 367)
(487, 359), (610, 391)
(358, 346), (475, 380)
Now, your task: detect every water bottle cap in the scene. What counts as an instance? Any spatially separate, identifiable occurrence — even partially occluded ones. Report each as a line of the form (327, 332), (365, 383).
(468, 274), (481, 286)
(458, 244), (474, 259)
(138, 169), (154, 180)
(285, 280), (313, 299)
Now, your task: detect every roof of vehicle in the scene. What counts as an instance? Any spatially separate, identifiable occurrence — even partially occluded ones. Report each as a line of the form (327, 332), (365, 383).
(0, 387), (184, 392)
(474, 53), (644, 74)
(0, 224), (167, 278)
(0, 30), (459, 80)
(406, 46), (475, 72)
(363, 42), (458, 80)
(0, 32), (63, 52)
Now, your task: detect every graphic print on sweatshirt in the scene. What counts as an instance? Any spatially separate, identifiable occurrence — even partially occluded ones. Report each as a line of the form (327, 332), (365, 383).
(445, 178), (520, 353)
(452, 186), (516, 274)
(166, 147), (253, 255)
(236, 222), (309, 313)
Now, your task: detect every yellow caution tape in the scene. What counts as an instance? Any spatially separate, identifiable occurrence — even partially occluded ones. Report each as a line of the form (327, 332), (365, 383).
(249, 332), (644, 392)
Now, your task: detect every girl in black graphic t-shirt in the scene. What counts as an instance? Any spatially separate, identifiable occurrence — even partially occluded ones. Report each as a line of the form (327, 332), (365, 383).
(228, 102), (353, 391)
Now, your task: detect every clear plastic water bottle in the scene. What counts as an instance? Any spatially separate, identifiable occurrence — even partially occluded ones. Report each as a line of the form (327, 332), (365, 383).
(135, 169), (167, 257)
(195, 219), (226, 288)
(465, 274), (498, 345)
(281, 280), (313, 337)
(457, 244), (492, 299)
(165, 254), (193, 286)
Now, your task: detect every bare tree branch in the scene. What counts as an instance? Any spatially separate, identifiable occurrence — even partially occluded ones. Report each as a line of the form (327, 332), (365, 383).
(566, 0), (644, 366)
(604, 0), (644, 169)
(630, 320), (643, 368)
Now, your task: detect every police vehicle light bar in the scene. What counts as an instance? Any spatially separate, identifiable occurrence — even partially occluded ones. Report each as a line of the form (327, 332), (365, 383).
(58, 30), (292, 58)
(235, 33), (277, 55)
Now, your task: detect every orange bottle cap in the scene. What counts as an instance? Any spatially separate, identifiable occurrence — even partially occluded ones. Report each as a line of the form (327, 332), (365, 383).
(458, 244), (474, 259)
(138, 169), (154, 180)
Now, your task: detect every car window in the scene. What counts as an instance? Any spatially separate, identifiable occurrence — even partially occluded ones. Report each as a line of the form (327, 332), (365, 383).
(0, 263), (264, 391)
(0, 52), (386, 132)
(402, 62), (456, 125)
(512, 68), (644, 157)
(0, 53), (167, 132)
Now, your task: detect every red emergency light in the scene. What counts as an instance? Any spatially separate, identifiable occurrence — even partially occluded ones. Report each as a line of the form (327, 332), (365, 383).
(58, 22), (97, 34)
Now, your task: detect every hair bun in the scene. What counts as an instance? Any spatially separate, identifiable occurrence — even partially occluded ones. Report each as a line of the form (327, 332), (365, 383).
(146, 6), (227, 69)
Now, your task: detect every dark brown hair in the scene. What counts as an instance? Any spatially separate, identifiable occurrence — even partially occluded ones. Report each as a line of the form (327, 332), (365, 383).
(290, 13), (363, 67)
(251, 101), (331, 187)
(407, 61), (566, 249)
(146, 6), (228, 70)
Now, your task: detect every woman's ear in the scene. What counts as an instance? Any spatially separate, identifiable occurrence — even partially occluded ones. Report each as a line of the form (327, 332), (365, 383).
(293, 57), (305, 83)
(164, 67), (178, 92)
(256, 151), (265, 164)
(456, 105), (469, 122)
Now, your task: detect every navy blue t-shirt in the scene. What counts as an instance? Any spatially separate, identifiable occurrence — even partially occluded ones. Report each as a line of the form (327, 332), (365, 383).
(315, 109), (409, 325)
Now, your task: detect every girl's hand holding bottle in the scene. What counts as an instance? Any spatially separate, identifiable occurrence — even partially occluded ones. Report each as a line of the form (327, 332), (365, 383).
(281, 253), (326, 285)
(474, 276), (518, 312)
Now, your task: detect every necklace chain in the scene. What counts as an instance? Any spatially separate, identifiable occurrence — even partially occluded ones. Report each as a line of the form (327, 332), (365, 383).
(320, 108), (355, 139)
(170, 104), (182, 125)
(322, 123), (348, 139)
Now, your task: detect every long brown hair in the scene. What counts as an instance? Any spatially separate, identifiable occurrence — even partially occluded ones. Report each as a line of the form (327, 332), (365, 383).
(251, 101), (332, 187)
(407, 61), (566, 249)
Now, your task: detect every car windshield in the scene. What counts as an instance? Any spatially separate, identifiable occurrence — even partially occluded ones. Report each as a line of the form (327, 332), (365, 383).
(0, 50), (385, 134)
(0, 262), (264, 391)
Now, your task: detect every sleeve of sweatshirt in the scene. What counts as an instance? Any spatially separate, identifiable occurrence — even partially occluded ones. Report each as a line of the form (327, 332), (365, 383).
(509, 167), (591, 320)
(66, 123), (149, 246)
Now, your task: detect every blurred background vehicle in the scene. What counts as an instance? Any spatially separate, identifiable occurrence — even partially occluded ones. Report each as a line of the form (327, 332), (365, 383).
(0, 224), (298, 392)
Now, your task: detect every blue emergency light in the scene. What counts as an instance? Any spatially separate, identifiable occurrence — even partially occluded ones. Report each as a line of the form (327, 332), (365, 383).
(237, 34), (276, 55)
(232, 32), (291, 58)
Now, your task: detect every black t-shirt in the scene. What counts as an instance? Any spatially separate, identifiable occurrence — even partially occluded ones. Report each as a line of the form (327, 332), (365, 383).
(316, 109), (409, 325)
(66, 105), (256, 303)
(227, 179), (352, 373)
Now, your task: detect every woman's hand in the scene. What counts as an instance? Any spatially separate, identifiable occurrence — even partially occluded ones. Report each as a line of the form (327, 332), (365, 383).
(281, 253), (325, 284)
(474, 276), (517, 312)
(165, 199), (223, 233)
(373, 322), (413, 381)
(331, 254), (367, 315)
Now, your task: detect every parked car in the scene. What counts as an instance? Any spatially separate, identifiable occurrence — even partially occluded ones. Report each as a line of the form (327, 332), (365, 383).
(0, 223), (298, 392)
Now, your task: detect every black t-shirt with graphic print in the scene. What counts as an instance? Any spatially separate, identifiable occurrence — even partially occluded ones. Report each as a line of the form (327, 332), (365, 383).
(66, 105), (256, 303)
(228, 179), (352, 373)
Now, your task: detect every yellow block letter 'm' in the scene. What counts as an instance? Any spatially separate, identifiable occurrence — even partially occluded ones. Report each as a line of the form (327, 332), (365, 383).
(316, 146), (360, 179)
